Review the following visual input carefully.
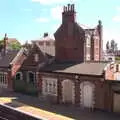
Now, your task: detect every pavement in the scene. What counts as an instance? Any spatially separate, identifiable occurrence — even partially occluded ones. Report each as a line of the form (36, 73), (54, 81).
(0, 88), (120, 120)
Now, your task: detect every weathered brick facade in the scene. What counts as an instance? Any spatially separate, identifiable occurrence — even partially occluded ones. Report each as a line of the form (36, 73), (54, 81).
(5, 3), (119, 113)
(54, 4), (103, 62)
(38, 72), (115, 111)
(37, 4), (120, 112)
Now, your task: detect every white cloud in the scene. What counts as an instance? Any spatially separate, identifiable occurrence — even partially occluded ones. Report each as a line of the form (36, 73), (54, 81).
(32, 0), (76, 5)
(51, 6), (62, 20)
(35, 17), (49, 23)
(113, 15), (120, 22)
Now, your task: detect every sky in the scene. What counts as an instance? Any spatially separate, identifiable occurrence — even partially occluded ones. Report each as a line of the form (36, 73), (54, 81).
(0, 0), (120, 49)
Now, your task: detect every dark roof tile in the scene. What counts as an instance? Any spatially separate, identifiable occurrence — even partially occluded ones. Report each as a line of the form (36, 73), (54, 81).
(0, 50), (18, 67)
(40, 61), (109, 76)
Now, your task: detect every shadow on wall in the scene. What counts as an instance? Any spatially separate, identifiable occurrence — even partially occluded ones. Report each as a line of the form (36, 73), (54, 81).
(13, 79), (38, 96)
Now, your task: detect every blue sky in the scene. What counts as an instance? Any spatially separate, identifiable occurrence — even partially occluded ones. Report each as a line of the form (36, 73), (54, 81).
(0, 0), (120, 49)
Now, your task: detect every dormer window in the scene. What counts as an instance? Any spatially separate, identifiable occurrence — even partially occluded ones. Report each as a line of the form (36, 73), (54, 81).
(34, 54), (39, 62)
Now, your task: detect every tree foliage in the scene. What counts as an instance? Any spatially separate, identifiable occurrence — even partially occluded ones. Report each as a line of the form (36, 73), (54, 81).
(0, 40), (4, 51)
(0, 39), (21, 50)
(8, 41), (21, 50)
(106, 39), (118, 53)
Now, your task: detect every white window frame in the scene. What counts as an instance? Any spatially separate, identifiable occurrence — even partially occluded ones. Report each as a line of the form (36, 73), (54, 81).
(0, 72), (8, 88)
(42, 77), (57, 96)
(34, 54), (39, 62)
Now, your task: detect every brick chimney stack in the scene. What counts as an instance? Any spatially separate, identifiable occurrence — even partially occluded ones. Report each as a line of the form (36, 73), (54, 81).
(3, 33), (8, 55)
(97, 20), (103, 60)
(43, 32), (48, 38)
(62, 4), (76, 24)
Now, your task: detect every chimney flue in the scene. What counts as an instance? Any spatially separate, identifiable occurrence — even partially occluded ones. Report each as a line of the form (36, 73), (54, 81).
(44, 32), (48, 38)
(65, 7), (67, 12)
(71, 4), (74, 11)
(63, 6), (65, 12)
(3, 33), (8, 56)
(73, 4), (75, 11)
(68, 4), (70, 11)
(98, 20), (102, 26)
(62, 4), (76, 23)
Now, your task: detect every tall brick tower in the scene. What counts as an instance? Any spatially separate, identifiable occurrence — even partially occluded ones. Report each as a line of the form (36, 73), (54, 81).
(54, 4), (85, 62)
(97, 20), (103, 60)
(90, 20), (103, 61)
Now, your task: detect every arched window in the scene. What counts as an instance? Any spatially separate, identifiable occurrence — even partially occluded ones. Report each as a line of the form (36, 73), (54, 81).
(16, 72), (22, 80)
(28, 71), (35, 84)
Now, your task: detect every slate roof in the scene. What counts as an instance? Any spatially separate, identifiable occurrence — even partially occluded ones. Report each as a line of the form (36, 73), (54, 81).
(0, 50), (18, 68)
(36, 42), (55, 57)
(40, 61), (109, 76)
(32, 39), (55, 57)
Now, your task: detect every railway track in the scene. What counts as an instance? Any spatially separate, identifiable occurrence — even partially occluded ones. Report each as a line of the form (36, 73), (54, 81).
(0, 104), (42, 120)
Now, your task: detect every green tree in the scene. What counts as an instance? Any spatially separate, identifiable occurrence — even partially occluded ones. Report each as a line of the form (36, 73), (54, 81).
(106, 41), (110, 50)
(110, 39), (118, 52)
(8, 41), (21, 50)
(0, 39), (21, 50)
(0, 39), (4, 51)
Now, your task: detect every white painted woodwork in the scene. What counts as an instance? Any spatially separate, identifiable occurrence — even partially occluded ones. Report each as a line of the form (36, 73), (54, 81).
(80, 81), (95, 109)
(0, 72), (8, 88)
(42, 77), (57, 96)
(62, 80), (75, 104)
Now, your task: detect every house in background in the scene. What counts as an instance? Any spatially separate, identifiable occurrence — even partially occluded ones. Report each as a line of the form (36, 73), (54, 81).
(32, 33), (55, 58)
(103, 51), (115, 62)
(0, 33), (21, 52)
(0, 34), (27, 90)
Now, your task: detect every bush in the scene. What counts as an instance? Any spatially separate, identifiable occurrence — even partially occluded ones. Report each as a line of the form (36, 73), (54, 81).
(13, 79), (38, 96)
(13, 79), (26, 93)
(115, 56), (120, 61)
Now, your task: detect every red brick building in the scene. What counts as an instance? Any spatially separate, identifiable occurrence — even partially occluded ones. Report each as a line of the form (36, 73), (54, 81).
(13, 38), (55, 94)
(36, 4), (120, 113)
(0, 34), (27, 90)
(0, 48), (27, 90)
(55, 4), (103, 62)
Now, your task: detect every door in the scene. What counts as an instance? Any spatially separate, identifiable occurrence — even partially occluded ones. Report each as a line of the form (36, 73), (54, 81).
(113, 93), (120, 113)
(80, 81), (95, 109)
(62, 80), (74, 103)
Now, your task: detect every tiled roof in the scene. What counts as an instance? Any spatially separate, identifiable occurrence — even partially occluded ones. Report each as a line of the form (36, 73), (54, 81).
(35, 42), (55, 57)
(0, 50), (18, 68)
(40, 61), (109, 76)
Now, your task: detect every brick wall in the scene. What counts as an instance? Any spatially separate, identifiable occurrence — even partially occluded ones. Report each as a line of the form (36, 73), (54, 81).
(39, 72), (112, 111)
